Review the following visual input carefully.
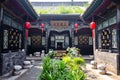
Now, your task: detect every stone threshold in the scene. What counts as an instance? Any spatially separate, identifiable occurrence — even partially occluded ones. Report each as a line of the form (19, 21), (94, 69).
(1, 65), (34, 80)
(26, 56), (42, 61)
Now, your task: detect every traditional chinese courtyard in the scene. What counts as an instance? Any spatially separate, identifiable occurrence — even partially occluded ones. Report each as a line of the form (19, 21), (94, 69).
(1, 0), (120, 80)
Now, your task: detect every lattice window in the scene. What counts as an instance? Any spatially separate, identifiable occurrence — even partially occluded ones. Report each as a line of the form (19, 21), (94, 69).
(65, 36), (69, 46)
(9, 29), (19, 50)
(79, 35), (89, 45)
(89, 37), (92, 45)
(3, 30), (8, 49)
(112, 29), (117, 48)
(3, 15), (11, 26)
(28, 37), (31, 45)
(98, 33), (101, 48)
(19, 34), (22, 48)
(12, 20), (18, 29)
(42, 37), (45, 46)
(31, 36), (41, 46)
(101, 28), (111, 49)
(74, 36), (78, 45)
(109, 16), (117, 26)
(51, 36), (55, 47)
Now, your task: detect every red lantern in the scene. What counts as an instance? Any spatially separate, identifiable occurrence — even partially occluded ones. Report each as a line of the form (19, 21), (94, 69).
(75, 28), (78, 33)
(40, 23), (45, 33)
(90, 21), (96, 29)
(74, 23), (78, 33)
(40, 23), (45, 28)
(74, 23), (78, 28)
(24, 22), (31, 29)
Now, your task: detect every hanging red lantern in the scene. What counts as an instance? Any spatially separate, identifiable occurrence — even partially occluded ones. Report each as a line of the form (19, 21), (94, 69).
(90, 21), (96, 38)
(90, 21), (96, 30)
(75, 28), (78, 33)
(40, 23), (45, 28)
(40, 23), (45, 33)
(74, 23), (78, 28)
(24, 22), (31, 29)
(74, 23), (78, 33)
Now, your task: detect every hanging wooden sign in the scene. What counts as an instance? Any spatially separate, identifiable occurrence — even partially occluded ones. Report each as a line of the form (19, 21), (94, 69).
(50, 21), (69, 29)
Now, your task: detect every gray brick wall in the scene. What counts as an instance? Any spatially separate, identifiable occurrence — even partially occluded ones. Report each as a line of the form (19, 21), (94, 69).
(94, 50), (119, 74)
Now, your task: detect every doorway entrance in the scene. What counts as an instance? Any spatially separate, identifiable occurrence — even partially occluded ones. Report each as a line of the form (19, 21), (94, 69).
(48, 31), (71, 50)
(57, 42), (63, 49)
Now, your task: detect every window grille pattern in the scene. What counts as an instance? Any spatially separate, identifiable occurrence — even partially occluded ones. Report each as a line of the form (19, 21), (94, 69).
(101, 28), (111, 49)
(112, 29), (117, 48)
(9, 29), (19, 49)
(79, 35), (89, 45)
(31, 36), (41, 46)
(3, 30), (8, 49)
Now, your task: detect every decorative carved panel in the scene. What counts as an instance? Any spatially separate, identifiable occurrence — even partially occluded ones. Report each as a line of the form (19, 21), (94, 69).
(112, 29), (117, 48)
(79, 35), (89, 45)
(19, 34), (22, 48)
(101, 28), (111, 49)
(50, 21), (69, 29)
(89, 37), (92, 45)
(42, 37), (45, 45)
(31, 36), (41, 46)
(3, 30), (8, 49)
(9, 29), (19, 49)
(98, 33), (101, 48)
(74, 36), (78, 45)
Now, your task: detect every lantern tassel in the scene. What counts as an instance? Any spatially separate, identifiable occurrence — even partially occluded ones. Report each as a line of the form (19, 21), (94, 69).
(42, 28), (44, 33)
(75, 28), (78, 33)
(26, 29), (29, 39)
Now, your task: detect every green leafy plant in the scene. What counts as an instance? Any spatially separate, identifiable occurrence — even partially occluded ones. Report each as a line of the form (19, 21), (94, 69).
(73, 57), (85, 65)
(34, 6), (87, 14)
(47, 49), (55, 58)
(38, 48), (86, 80)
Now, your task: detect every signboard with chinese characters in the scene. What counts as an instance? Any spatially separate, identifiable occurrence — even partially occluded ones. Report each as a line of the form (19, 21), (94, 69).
(50, 21), (69, 29)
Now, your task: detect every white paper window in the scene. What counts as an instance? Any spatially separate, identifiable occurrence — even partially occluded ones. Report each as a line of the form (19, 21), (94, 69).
(109, 16), (117, 26)
(97, 24), (102, 30)
(112, 29), (117, 48)
(12, 20), (18, 28)
(65, 37), (69, 46)
(42, 37), (45, 45)
(89, 37), (92, 45)
(74, 37), (78, 45)
(103, 20), (108, 28)
(51, 36), (54, 41)
(19, 34), (22, 48)
(28, 37), (31, 45)
(3, 15), (11, 26)
(98, 33), (101, 48)
(3, 30), (8, 49)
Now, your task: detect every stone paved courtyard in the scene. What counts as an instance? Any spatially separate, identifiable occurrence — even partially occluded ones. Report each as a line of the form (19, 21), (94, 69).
(86, 64), (120, 80)
(2, 56), (120, 80)
(17, 61), (42, 80)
